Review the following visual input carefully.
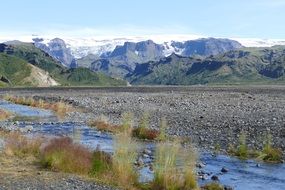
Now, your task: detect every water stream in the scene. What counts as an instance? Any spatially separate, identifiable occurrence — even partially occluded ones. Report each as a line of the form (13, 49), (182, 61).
(0, 100), (284, 190)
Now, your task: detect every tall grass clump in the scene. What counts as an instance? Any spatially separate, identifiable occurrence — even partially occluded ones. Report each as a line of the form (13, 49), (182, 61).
(236, 132), (248, 159)
(40, 137), (92, 174)
(258, 133), (282, 163)
(229, 131), (248, 159)
(152, 140), (198, 190)
(0, 109), (11, 121)
(112, 112), (138, 189)
(132, 112), (159, 140)
(157, 117), (167, 141)
(4, 132), (43, 157)
(90, 150), (112, 177)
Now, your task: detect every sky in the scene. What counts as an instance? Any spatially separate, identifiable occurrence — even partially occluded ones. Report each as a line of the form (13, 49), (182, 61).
(1, 0), (285, 39)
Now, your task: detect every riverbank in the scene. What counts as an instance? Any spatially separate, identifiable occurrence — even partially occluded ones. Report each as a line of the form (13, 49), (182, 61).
(0, 152), (119, 190)
(1, 86), (284, 155)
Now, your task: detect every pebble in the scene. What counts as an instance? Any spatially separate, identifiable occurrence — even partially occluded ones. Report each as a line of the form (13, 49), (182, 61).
(221, 167), (229, 173)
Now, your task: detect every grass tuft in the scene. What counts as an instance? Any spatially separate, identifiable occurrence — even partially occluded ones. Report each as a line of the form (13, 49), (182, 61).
(157, 117), (167, 141)
(90, 150), (112, 177)
(112, 112), (138, 189)
(0, 109), (11, 121)
(152, 140), (198, 190)
(4, 132), (43, 157)
(257, 133), (282, 163)
(89, 120), (122, 133)
(132, 112), (159, 140)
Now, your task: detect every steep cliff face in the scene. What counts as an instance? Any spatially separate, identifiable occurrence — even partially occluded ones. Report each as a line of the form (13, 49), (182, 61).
(33, 38), (77, 68)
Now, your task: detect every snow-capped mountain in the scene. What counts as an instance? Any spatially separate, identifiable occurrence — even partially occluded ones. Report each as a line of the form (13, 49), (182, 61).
(41, 37), (285, 59)
(1, 35), (285, 59)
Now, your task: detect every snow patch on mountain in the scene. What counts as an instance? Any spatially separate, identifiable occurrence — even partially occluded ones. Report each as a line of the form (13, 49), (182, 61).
(1, 35), (285, 59)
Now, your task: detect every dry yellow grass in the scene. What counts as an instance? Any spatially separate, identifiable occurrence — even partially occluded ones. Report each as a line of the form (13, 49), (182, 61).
(4, 95), (72, 117)
(0, 109), (11, 121)
(4, 132), (43, 158)
(152, 140), (198, 190)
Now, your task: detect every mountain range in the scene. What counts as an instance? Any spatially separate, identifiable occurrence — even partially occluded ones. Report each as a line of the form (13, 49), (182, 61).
(127, 46), (285, 85)
(1, 36), (285, 86)
(32, 37), (243, 78)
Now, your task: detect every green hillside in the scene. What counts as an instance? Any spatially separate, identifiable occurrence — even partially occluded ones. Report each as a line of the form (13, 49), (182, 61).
(0, 42), (126, 87)
(127, 46), (285, 85)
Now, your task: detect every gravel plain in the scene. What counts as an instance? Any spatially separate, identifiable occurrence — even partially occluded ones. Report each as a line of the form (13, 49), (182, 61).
(1, 86), (285, 153)
(1, 86), (285, 189)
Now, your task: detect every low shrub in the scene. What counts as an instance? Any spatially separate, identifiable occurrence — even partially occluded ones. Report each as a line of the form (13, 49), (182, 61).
(40, 137), (92, 174)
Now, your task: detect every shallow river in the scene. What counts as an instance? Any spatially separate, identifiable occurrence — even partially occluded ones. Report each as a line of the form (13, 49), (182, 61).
(0, 100), (284, 190)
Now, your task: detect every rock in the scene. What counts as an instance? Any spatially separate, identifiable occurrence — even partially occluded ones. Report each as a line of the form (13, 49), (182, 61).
(135, 158), (144, 167)
(224, 185), (234, 190)
(196, 162), (206, 168)
(19, 125), (33, 133)
(211, 175), (219, 181)
(221, 167), (229, 173)
(143, 149), (152, 155)
(143, 154), (150, 158)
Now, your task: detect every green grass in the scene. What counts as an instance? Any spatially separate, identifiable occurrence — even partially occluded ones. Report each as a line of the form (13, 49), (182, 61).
(257, 134), (283, 163)
(128, 46), (285, 85)
(0, 42), (127, 87)
(229, 132), (283, 163)
(0, 53), (33, 86)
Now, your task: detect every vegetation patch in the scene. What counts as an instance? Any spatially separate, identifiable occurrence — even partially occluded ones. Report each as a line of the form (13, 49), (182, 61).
(111, 113), (139, 189)
(40, 137), (93, 174)
(228, 132), (283, 163)
(201, 182), (224, 190)
(89, 114), (166, 141)
(89, 120), (123, 133)
(1, 113), (201, 190)
(0, 109), (11, 121)
(4, 132), (43, 157)
(132, 112), (159, 140)
(151, 140), (198, 190)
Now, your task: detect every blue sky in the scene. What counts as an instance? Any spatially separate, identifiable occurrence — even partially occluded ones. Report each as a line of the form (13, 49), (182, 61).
(1, 0), (285, 38)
